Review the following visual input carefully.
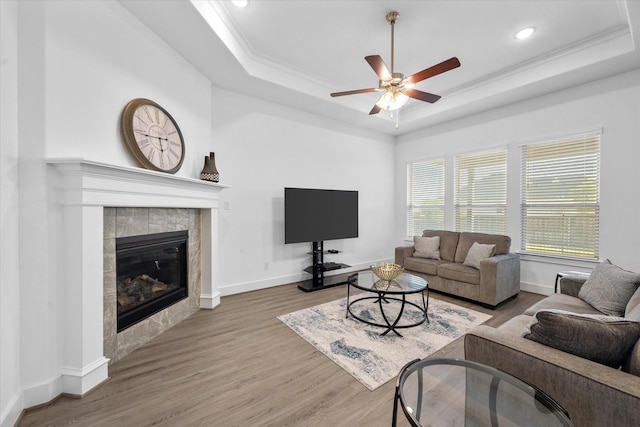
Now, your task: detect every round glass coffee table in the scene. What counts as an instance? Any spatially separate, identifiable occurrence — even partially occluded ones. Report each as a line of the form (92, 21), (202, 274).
(392, 358), (574, 427)
(346, 271), (428, 337)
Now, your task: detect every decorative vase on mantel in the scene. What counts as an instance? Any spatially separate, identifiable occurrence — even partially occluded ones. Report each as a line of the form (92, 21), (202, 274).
(199, 152), (220, 182)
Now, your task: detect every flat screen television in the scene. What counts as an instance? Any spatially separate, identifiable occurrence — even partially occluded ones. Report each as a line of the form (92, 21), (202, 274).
(284, 187), (358, 244)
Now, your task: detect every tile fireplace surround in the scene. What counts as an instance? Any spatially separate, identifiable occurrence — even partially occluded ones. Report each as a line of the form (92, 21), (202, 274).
(47, 159), (229, 397)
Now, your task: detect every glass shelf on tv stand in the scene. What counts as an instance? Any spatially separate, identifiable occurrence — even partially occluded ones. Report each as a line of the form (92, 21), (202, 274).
(298, 241), (351, 292)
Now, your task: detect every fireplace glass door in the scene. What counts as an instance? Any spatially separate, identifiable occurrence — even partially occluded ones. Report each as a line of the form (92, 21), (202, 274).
(116, 230), (188, 332)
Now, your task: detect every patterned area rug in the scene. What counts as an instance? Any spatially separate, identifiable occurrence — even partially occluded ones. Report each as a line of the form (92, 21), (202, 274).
(278, 293), (492, 390)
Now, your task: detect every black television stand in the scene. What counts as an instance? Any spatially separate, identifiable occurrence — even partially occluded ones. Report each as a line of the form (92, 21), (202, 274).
(298, 241), (350, 292)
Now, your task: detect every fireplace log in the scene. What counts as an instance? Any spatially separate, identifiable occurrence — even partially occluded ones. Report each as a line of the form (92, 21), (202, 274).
(117, 274), (176, 313)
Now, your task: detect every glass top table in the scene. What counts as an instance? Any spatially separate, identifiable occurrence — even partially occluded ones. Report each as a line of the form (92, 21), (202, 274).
(346, 271), (429, 337)
(393, 358), (574, 427)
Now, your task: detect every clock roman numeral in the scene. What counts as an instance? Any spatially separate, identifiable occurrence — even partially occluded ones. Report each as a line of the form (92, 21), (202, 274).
(143, 106), (154, 123)
(168, 147), (179, 159)
(134, 114), (149, 128)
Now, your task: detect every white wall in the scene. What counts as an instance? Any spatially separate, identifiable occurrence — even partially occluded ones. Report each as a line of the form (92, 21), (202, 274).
(395, 69), (640, 295)
(211, 88), (396, 295)
(0, 2), (22, 426)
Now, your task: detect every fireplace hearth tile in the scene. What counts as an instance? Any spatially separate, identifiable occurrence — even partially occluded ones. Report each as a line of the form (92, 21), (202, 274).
(104, 207), (201, 364)
(116, 208), (149, 238)
(104, 208), (116, 239)
(117, 319), (150, 360)
(103, 237), (117, 361)
(148, 208), (172, 233)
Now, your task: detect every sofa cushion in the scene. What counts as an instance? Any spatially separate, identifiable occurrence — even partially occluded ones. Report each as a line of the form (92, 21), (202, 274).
(438, 262), (481, 286)
(454, 232), (511, 264)
(422, 230), (459, 262)
(626, 287), (640, 320)
(622, 340), (640, 376)
(403, 257), (446, 276)
(463, 242), (496, 269)
(524, 293), (603, 316)
(523, 309), (640, 368)
(413, 236), (440, 259)
(578, 259), (640, 317)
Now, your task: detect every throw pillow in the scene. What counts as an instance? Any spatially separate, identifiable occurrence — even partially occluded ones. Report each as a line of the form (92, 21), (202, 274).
(463, 242), (496, 269)
(523, 309), (640, 368)
(578, 259), (640, 317)
(413, 236), (440, 260)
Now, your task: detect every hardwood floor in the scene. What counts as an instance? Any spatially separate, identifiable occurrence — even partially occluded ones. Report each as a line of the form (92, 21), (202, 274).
(18, 282), (543, 427)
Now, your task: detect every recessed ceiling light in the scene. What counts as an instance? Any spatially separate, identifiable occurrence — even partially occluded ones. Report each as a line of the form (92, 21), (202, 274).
(515, 27), (536, 40)
(232, 0), (249, 7)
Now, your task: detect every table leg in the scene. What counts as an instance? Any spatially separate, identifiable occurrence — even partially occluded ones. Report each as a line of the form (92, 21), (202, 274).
(422, 289), (429, 324)
(379, 293), (406, 337)
(392, 384), (400, 427)
(345, 282), (351, 319)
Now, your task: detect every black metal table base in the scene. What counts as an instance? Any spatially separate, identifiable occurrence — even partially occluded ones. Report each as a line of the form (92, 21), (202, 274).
(346, 289), (429, 337)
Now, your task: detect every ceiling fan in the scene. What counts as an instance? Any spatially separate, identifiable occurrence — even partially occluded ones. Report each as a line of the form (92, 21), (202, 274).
(330, 11), (460, 120)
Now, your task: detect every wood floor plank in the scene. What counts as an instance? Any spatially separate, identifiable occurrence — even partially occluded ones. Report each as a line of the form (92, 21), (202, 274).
(18, 283), (543, 427)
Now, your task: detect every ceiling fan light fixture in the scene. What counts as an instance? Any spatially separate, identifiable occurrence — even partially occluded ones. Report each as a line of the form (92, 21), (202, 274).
(515, 27), (536, 40)
(375, 88), (409, 111)
(232, 0), (249, 8)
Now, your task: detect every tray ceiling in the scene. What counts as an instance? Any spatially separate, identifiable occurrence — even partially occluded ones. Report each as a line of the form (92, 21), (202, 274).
(120, 0), (640, 135)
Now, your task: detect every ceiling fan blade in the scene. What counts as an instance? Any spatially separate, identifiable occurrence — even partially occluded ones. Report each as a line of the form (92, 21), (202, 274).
(406, 57), (461, 84)
(330, 88), (377, 97)
(365, 55), (392, 81)
(404, 89), (441, 103)
(369, 104), (381, 115)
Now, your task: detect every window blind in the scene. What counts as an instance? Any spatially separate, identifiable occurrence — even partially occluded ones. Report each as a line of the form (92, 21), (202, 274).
(520, 131), (600, 259)
(454, 149), (507, 234)
(407, 159), (445, 236)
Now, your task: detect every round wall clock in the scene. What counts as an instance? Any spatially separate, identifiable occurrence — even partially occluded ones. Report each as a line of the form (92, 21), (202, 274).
(120, 98), (185, 174)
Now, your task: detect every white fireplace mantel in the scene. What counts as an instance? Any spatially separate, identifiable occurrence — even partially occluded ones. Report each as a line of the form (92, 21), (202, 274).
(46, 158), (229, 397)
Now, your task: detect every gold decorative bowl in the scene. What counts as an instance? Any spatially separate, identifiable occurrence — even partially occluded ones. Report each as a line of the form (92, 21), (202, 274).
(371, 263), (404, 282)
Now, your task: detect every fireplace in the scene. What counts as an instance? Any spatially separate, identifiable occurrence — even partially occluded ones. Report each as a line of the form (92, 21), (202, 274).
(47, 159), (228, 396)
(116, 230), (189, 332)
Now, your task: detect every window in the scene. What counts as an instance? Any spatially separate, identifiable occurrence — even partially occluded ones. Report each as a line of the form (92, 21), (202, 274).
(520, 131), (600, 259)
(407, 159), (445, 236)
(454, 149), (507, 234)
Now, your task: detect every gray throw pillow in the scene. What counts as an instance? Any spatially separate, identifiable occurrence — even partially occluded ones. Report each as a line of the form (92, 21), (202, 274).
(578, 259), (640, 316)
(463, 242), (495, 269)
(523, 309), (640, 368)
(413, 236), (440, 260)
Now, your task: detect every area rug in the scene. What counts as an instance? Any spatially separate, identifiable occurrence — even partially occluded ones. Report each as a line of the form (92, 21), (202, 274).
(277, 293), (492, 390)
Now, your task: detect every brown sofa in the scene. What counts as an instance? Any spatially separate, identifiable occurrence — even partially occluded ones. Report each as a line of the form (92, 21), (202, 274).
(395, 230), (520, 307)
(465, 271), (640, 427)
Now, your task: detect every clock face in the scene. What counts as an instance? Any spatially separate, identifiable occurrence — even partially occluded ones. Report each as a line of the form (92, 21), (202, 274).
(121, 99), (185, 174)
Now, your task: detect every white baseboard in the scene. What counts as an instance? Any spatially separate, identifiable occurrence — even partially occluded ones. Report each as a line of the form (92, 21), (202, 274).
(60, 356), (110, 396)
(218, 260), (392, 296)
(520, 281), (554, 296)
(21, 376), (62, 410)
(200, 291), (221, 309)
(0, 390), (23, 427)
(17, 356), (110, 423)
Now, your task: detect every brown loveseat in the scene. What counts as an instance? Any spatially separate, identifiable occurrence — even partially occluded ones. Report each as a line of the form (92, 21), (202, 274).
(395, 230), (520, 307)
(465, 264), (640, 427)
